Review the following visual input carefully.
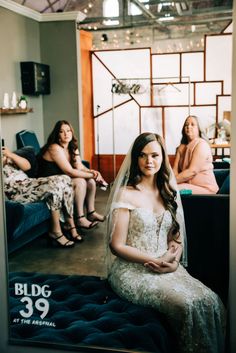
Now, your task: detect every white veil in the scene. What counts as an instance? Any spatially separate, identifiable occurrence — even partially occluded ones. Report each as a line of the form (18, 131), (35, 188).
(104, 134), (188, 277)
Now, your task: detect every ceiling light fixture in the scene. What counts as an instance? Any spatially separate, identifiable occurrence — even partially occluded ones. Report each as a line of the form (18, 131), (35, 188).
(103, 19), (119, 26)
(158, 14), (175, 21)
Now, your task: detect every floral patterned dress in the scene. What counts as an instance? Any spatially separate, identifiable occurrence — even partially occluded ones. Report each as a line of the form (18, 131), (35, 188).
(108, 203), (226, 353)
(3, 163), (74, 217)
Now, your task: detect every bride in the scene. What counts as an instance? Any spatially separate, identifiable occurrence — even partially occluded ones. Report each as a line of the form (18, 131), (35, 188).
(106, 132), (225, 353)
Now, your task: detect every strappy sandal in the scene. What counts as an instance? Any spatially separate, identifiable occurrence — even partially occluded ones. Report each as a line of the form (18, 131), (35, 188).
(62, 225), (84, 243)
(87, 210), (106, 222)
(76, 215), (98, 230)
(48, 232), (75, 248)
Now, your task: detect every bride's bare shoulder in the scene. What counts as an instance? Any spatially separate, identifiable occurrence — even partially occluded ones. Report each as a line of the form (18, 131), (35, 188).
(118, 185), (138, 204)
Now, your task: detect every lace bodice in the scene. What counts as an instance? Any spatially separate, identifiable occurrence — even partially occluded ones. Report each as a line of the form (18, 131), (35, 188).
(125, 208), (171, 258)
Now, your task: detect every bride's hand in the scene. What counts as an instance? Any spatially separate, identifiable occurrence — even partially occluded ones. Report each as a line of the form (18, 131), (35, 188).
(144, 259), (179, 273)
(159, 246), (178, 263)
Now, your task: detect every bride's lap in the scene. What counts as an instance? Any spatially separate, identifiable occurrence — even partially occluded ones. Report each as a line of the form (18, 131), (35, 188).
(109, 263), (222, 312)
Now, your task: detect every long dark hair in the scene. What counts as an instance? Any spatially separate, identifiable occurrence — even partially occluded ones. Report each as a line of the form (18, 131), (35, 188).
(181, 115), (202, 144)
(40, 120), (79, 166)
(128, 132), (180, 240)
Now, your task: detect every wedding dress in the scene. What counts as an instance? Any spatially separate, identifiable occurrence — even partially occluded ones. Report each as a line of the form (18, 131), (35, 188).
(108, 203), (225, 353)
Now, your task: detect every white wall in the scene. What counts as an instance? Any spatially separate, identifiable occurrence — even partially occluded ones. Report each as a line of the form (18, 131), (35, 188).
(0, 7), (44, 150)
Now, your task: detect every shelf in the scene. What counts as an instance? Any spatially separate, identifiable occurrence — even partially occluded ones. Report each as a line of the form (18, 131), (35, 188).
(0, 108), (33, 115)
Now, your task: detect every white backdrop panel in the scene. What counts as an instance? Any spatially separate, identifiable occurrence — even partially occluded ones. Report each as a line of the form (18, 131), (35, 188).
(218, 96), (231, 122)
(165, 107), (189, 154)
(94, 111), (113, 154)
(92, 55), (128, 115)
(190, 106), (216, 139)
(195, 82), (222, 104)
(113, 100), (140, 154)
(95, 49), (151, 79)
(152, 54), (180, 81)
(206, 35), (232, 94)
(153, 83), (193, 106)
(182, 52), (204, 82)
(94, 101), (139, 155)
(141, 108), (163, 135)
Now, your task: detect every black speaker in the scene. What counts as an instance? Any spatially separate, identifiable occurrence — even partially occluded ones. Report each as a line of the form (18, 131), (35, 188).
(20, 61), (50, 95)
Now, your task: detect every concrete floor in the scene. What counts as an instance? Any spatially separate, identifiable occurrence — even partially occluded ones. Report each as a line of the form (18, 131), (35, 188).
(8, 189), (110, 277)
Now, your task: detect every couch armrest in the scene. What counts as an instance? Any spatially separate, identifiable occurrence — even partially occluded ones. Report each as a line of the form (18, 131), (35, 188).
(214, 168), (229, 189)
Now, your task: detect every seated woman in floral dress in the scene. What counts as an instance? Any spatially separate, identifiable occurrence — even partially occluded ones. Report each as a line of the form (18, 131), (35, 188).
(2, 146), (83, 247)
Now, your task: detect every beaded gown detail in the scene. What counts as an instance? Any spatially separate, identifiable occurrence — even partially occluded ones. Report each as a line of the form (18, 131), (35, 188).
(108, 203), (225, 353)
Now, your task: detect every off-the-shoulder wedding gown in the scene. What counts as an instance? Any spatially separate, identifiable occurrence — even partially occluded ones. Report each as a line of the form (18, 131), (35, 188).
(108, 203), (225, 353)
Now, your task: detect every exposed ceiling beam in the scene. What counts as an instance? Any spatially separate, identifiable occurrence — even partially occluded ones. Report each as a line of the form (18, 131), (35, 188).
(80, 9), (232, 27)
(130, 0), (157, 19)
(41, 0), (60, 13)
(130, 0), (170, 32)
(63, 0), (72, 12)
(46, 0), (55, 13)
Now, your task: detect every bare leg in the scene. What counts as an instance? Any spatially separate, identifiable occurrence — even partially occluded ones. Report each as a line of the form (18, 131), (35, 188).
(49, 210), (74, 247)
(73, 177), (87, 216)
(73, 178), (98, 228)
(86, 178), (105, 222)
(64, 216), (83, 242)
(85, 178), (97, 212)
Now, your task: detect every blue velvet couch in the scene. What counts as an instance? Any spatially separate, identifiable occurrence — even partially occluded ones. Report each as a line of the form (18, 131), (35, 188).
(5, 146), (51, 254)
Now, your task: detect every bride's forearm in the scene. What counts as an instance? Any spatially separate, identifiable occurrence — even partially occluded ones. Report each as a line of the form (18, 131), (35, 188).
(111, 244), (158, 264)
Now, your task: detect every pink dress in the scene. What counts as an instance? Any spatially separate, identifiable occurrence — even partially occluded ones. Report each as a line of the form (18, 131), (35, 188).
(177, 138), (219, 194)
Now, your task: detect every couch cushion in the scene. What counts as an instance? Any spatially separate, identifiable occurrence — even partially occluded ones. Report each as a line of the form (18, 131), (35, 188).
(213, 161), (230, 169)
(14, 146), (38, 177)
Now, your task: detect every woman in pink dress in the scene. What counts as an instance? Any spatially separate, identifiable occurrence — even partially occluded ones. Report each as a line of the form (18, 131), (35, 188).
(173, 115), (218, 194)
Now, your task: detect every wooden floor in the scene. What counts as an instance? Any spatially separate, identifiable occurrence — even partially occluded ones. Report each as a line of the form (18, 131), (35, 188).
(8, 188), (110, 278)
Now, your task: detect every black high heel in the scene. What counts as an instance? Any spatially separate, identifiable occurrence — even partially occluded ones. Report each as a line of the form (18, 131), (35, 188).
(87, 210), (106, 222)
(48, 232), (75, 248)
(76, 215), (98, 230)
(62, 225), (84, 243)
